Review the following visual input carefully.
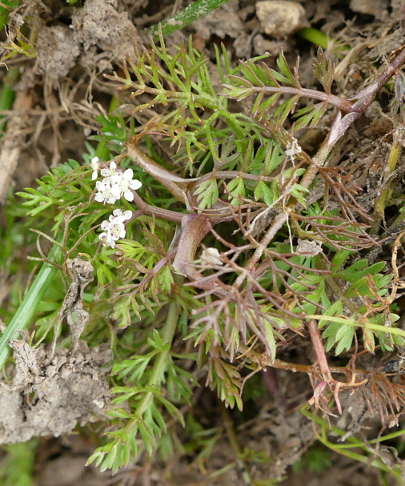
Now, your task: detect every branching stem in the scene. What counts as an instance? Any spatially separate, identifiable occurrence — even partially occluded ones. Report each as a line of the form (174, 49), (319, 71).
(249, 85), (353, 113)
(232, 48), (405, 294)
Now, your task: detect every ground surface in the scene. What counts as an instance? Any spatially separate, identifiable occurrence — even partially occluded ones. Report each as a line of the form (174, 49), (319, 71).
(2, 0), (405, 485)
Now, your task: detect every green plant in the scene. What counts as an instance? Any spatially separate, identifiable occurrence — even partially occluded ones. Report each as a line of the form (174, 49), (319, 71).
(301, 406), (405, 482)
(7, 27), (405, 477)
(293, 446), (332, 473)
(0, 441), (37, 486)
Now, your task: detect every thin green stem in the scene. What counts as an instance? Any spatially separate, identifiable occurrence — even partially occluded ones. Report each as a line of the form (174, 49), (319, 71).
(147, 0), (233, 38)
(301, 405), (405, 480)
(95, 96), (120, 160)
(318, 430), (401, 477)
(306, 314), (405, 338)
(129, 298), (179, 422)
(297, 28), (329, 49)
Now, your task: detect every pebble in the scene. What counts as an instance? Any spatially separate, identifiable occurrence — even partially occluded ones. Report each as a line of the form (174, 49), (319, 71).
(256, 1), (307, 37)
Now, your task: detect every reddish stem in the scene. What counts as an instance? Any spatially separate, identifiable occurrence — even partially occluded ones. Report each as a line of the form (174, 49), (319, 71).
(307, 319), (332, 382)
(172, 214), (212, 279)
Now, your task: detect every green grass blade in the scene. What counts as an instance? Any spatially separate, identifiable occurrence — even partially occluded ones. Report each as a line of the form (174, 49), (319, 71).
(0, 243), (62, 367)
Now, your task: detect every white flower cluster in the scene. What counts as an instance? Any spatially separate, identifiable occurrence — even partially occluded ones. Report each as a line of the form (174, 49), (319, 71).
(99, 209), (132, 248)
(91, 157), (141, 248)
(91, 158), (142, 204)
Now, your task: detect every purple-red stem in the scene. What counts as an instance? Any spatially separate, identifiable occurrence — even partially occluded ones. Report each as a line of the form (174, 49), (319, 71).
(307, 319), (332, 382)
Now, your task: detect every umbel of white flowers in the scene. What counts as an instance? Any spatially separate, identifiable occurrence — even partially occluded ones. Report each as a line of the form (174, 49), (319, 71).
(99, 209), (132, 248)
(91, 157), (141, 248)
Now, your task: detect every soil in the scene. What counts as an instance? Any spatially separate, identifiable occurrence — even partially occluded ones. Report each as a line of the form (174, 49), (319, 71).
(2, 0), (405, 485)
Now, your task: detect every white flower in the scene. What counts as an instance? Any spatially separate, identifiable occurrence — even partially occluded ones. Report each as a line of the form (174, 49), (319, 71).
(99, 209), (132, 248)
(101, 218), (125, 239)
(111, 208), (132, 222)
(93, 160), (142, 204)
(91, 156), (100, 180)
(111, 169), (142, 202)
(100, 161), (118, 182)
(94, 180), (121, 204)
(285, 138), (302, 158)
(200, 248), (223, 266)
(99, 231), (117, 248)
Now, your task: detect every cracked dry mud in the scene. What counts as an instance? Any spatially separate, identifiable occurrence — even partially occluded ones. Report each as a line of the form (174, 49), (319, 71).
(0, 338), (112, 444)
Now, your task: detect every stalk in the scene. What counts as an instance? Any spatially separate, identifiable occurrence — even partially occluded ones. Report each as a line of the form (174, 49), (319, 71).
(127, 298), (178, 422)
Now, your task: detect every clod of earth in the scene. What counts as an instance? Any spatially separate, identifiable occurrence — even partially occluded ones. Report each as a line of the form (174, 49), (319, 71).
(0, 338), (112, 444)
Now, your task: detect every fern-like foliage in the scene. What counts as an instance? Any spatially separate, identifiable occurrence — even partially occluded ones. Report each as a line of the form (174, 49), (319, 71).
(15, 29), (405, 475)
(222, 47), (350, 130)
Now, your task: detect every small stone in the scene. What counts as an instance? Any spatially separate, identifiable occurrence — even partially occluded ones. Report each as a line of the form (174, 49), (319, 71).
(256, 1), (307, 38)
(350, 0), (388, 19)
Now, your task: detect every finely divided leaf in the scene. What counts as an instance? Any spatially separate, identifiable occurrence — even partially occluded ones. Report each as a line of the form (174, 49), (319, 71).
(312, 47), (335, 94)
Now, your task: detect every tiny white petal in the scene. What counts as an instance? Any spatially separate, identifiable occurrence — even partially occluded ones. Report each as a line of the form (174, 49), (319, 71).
(123, 168), (133, 180)
(101, 161), (119, 180)
(99, 207), (131, 248)
(96, 181), (105, 190)
(130, 179), (142, 190)
(201, 247), (223, 266)
(91, 157), (100, 179)
(124, 190), (134, 202)
(99, 232), (116, 248)
(110, 185), (121, 198)
(95, 193), (104, 203)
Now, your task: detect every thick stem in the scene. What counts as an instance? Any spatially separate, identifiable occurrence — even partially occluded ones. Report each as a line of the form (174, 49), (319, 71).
(172, 214), (212, 278)
(132, 191), (185, 223)
(239, 344), (369, 381)
(126, 140), (198, 205)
